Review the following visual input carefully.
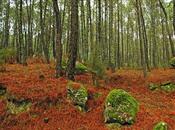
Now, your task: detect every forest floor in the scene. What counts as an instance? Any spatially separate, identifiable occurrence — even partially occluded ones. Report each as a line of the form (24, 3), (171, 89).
(0, 62), (175, 130)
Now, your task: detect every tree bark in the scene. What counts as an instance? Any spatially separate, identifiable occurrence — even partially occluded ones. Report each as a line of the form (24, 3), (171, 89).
(53, 0), (63, 78)
(66, 0), (79, 81)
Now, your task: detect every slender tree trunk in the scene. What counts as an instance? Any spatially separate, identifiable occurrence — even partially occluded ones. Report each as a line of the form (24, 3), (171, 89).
(159, 0), (175, 57)
(53, 0), (63, 78)
(139, 0), (150, 71)
(109, 0), (113, 65)
(3, 0), (10, 48)
(66, 0), (79, 80)
(173, 0), (175, 35)
(136, 0), (147, 77)
(117, 0), (120, 68)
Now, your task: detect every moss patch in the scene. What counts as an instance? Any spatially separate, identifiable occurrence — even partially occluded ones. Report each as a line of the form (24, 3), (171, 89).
(149, 82), (175, 92)
(0, 83), (6, 96)
(148, 83), (159, 90)
(67, 82), (88, 111)
(153, 122), (168, 130)
(75, 62), (88, 74)
(7, 98), (32, 114)
(160, 82), (175, 92)
(93, 92), (102, 99)
(62, 61), (89, 74)
(104, 89), (139, 125)
(106, 123), (121, 130)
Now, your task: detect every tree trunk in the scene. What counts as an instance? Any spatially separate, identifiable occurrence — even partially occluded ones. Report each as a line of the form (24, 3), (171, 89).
(66, 0), (79, 81)
(159, 0), (175, 57)
(53, 0), (63, 78)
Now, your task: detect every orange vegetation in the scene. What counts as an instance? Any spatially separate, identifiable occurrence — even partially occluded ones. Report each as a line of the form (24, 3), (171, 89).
(0, 64), (175, 130)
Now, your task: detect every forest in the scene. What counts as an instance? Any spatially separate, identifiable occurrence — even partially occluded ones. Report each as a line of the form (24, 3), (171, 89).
(0, 0), (175, 129)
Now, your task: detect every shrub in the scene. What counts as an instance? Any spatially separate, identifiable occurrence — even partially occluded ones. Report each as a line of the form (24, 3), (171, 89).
(0, 48), (16, 64)
(75, 62), (88, 74)
(104, 89), (139, 125)
(170, 57), (175, 68)
(107, 63), (116, 73)
(61, 60), (88, 75)
(88, 60), (106, 86)
(90, 61), (105, 78)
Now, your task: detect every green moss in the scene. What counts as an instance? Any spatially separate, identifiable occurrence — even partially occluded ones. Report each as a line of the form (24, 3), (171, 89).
(106, 123), (121, 130)
(0, 48), (16, 62)
(149, 83), (159, 90)
(67, 82), (88, 111)
(62, 60), (88, 74)
(148, 82), (175, 92)
(170, 57), (175, 68)
(104, 89), (139, 125)
(93, 92), (102, 99)
(61, 59), (67, 70)
(160, 82), (175, 92)
(0, 84), (6, 96)
(75, 62), (88, 74)
(7, 99), (32, 114)
(153, 122), (168, 130)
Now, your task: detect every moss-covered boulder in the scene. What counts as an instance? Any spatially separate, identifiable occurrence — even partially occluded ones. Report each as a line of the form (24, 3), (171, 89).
(104, 89), (139, 125)
(170, 57), (175, 68)
(160, 82), (175, 92)
(7, 98), (32, 114)
(153, 122), (168, 130)
(67, 82), (88, 111)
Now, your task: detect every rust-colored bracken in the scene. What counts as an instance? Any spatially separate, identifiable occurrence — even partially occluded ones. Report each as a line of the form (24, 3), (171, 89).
(0, 64), (175, 130)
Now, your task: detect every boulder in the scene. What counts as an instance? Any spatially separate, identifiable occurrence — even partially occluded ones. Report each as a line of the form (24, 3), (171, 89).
(7, 98), (32, 114)
(67, 82), (88, 111)
(153, 122), (168, 130)
(0, 83), (6, 96)
(160, 82), (175, 92)
(104, 89), (139, 125)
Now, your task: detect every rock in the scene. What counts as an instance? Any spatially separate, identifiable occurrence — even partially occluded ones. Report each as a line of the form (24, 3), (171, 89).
(148, 83), (159, 91)
(39, 74), (45, 80)
(0, 83), (6, 96)
(104, 89), (139, 125)
(7, 98), (32, 114)
(43, 117), (49, 123)
(153, 122), (168, 130)
(148, 82), (175, 92)
(160, 82), (175, 92)
(67, 82), (88, 111)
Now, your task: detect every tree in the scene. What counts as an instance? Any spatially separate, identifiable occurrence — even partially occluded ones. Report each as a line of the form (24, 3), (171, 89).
(3, 0), (10, 48)
(66, 0), (79, 80)
(19, 0), (24, 64)
(53, 0), (63, 78)
(135, 0), (147, 77)
(173, 0), (175, 34)
(159, 0), (175, 57)
(40, 0), (50, 63)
